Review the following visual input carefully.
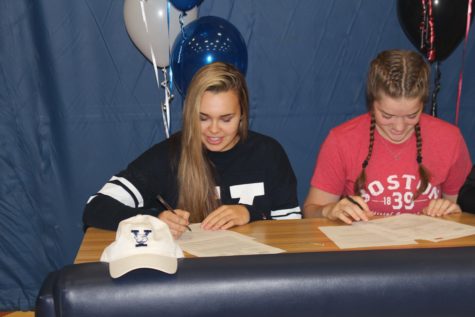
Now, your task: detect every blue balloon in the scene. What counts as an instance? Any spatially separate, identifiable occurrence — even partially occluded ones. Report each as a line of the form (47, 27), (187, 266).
(170, 0), (201, 12)
(171, 16), (248, 96)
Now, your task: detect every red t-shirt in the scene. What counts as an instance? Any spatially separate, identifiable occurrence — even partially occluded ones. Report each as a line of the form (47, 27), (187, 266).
(311, 113), (472, 215)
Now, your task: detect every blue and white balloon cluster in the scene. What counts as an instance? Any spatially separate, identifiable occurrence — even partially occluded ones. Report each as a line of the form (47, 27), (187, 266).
(123, 0), (248, 135)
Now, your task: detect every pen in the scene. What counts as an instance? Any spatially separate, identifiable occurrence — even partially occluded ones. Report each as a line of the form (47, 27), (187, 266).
(344, 195), (364, 211)
(156, 195), (192, 231)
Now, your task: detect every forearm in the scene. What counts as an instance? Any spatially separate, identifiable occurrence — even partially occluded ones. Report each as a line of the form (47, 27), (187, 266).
(303, 202), (336, 219)
(83, 195), (158, 230)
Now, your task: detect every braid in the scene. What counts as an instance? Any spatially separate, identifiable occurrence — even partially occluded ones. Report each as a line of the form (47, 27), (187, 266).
(354, 113), (376, 194)
(366, 50), (430, 109)
(414, 123), (430, 198)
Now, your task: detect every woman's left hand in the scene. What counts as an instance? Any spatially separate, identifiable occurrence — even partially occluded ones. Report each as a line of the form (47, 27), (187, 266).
(201, 205), (250, 230)
(422, 198), (462, 217)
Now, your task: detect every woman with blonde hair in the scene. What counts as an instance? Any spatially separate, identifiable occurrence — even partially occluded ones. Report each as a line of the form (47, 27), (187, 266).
(304, 50), (471, 224)
(84, 62), (301, 238)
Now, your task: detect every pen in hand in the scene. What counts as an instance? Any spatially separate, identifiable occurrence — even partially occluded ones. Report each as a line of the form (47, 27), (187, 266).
(343, 195), (371, 222)
(344, 195), (364, 211)
(156, 195), (192, 231)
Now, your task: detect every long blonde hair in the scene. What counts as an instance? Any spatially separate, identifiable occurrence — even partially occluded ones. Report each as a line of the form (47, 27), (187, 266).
(354, 50), (431, 198)
(177, 62), (249, 222)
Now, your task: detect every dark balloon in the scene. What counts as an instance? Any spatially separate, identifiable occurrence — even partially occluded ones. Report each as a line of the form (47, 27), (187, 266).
(170, 0), (202, 12)
(171, 16), (248, 96)
(397, 0), (473, 62)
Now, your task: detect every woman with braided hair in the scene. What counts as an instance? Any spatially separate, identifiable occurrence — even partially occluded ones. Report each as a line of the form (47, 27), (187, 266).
(303, 49), (472, 224)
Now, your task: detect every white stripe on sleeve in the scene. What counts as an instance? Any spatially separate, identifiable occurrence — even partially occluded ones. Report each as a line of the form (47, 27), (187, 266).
(86, 195), (97, 204)
(271, 206), (302, 219)
(98, 182), (136, 208)
(110, 176), (144, 207)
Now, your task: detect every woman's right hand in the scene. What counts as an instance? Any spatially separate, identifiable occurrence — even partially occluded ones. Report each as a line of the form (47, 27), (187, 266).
(324, 196), (373, 224)
(159, 209), (190, 239)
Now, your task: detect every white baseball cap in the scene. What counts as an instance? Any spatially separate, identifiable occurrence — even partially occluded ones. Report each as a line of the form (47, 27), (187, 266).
(100, 215), (184, 278)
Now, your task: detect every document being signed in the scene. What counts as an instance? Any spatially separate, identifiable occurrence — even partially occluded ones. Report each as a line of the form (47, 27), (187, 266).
(319, 214), (475, 249)
(177, 224), (284, 257)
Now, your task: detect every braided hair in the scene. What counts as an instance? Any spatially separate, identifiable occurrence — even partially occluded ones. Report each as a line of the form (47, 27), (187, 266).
(414, 123), (430, 198)
(354, 112), (376, 194)
(354, 50), (431, 198)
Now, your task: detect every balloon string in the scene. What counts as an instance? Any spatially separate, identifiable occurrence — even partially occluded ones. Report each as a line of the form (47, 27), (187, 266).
(149, 47), (170, 138)
(420, 0), (426, 50)
(179, 12), (187, 39)
(419, 0), (436, 62)
(455, 0), (473, 126)
(431, 61), (441, 117)
(426, 0), (436, 62)
(161, 67), (174, 138)
(166, 1), (173, 92)
(175, 12), (188, 66)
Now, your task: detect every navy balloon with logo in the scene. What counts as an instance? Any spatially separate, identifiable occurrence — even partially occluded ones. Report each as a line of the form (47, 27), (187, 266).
(171, 16), (248, 96)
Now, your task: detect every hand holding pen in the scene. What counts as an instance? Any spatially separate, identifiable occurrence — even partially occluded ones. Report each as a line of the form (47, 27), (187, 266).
(328, 195), (373, 225)
(156, 195), (191, 239)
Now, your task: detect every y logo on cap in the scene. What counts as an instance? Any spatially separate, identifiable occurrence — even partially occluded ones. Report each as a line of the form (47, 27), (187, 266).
(131, 229), (151, 247)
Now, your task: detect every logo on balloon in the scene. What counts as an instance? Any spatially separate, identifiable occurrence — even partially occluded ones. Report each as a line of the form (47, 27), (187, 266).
(171, 16), (248, 96)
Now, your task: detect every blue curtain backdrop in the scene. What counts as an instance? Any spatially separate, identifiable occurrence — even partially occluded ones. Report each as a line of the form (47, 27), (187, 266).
(0, 0), (473, 310)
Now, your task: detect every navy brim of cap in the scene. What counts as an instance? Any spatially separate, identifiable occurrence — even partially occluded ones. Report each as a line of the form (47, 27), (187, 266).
(109, 253), (178, 278)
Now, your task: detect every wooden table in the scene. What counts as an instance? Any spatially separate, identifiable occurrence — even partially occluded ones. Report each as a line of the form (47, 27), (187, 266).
(15, 213), (471, 317)
(75, 212), (475, 264)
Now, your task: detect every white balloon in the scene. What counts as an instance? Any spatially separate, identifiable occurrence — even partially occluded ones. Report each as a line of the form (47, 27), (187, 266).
(124, 0), (198, 68)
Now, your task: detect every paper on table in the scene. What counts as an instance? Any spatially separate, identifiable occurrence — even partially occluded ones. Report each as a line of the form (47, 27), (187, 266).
(369, 214), (475, 242)
(319, 214), (475, 249)
(180, 223), (256, 241)
(177, 223), (285, 257)
(319, 222), (417, 249)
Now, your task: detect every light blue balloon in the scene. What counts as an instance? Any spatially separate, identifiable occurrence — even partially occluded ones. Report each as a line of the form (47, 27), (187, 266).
(171, 16), (248, 96)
